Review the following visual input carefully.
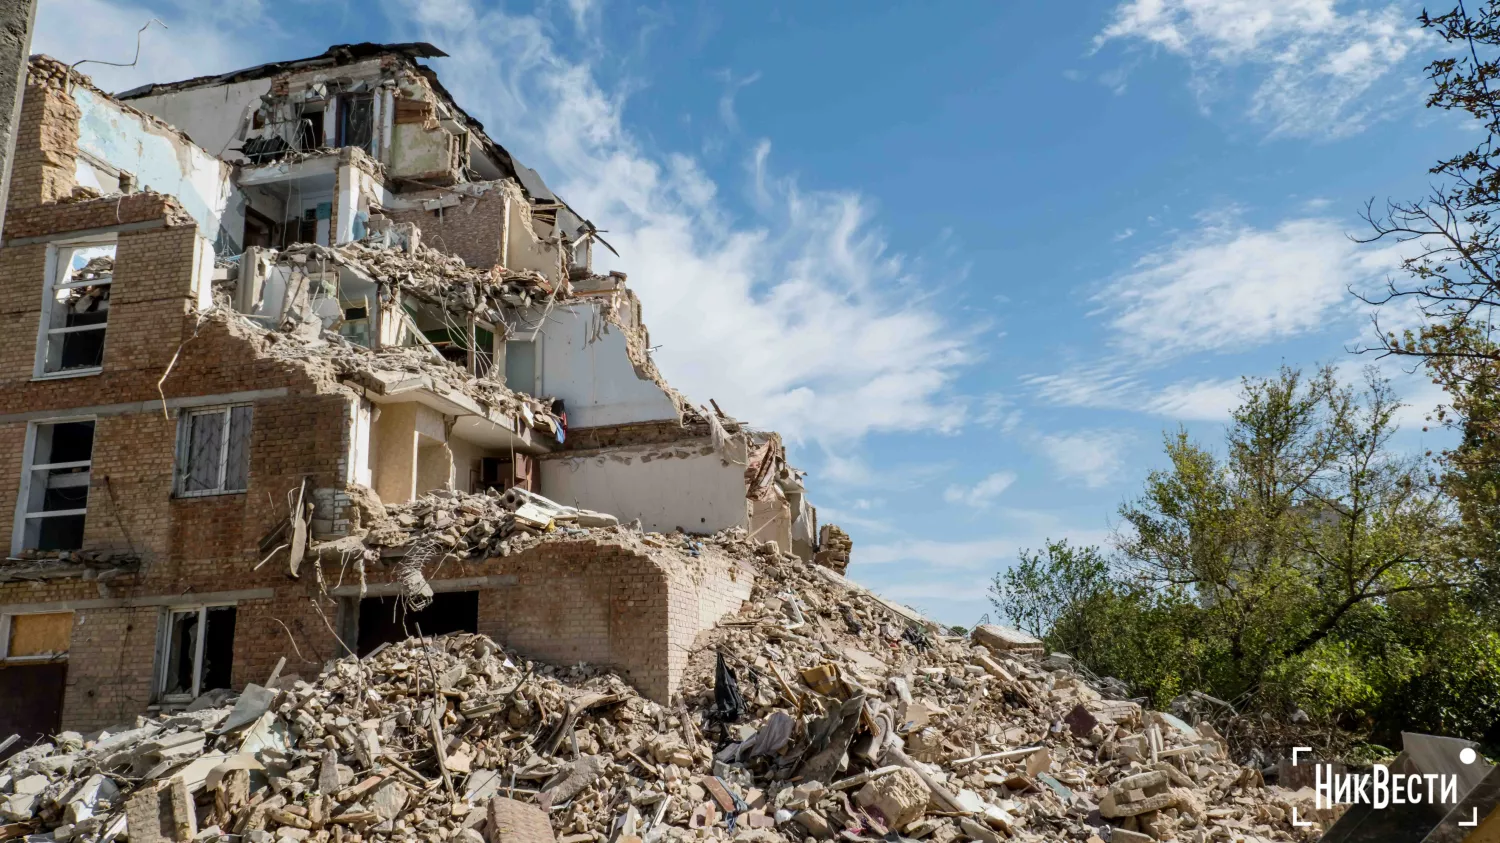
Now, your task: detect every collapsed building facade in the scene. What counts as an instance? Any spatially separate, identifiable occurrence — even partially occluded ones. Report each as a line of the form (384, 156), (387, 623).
(0, 45), (832, 742)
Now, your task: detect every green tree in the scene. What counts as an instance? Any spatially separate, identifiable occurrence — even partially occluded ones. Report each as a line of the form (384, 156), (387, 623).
(991, 539), (1198, 704)
(990, 368), (1500, 743)
(1117, 366), (1462, 701)
(1358, 3), (1500, 565)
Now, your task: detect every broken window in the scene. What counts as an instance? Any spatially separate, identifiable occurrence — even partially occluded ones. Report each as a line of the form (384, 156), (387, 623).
(473, 324), (496, 378)
(505, 339), (538, 394)
(404, 298), (489, 370)
(156, 605), (236, 702)
(354, 591), (477, 657)
(18, 420), (94, 553)
(338, 93), (375, 154)
(296, 106), (325, 151)
(38, 243), (113, 377)
(176, 406), (252, 496)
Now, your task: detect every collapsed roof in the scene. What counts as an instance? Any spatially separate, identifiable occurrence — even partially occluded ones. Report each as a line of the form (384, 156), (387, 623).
(116, 43), (595, 243)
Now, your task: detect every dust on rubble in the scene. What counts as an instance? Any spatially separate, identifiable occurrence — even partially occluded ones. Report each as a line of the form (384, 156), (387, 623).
(0, 543), (1330, 843)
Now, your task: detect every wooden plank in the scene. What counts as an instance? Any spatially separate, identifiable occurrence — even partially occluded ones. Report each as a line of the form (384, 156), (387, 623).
(8, 611), (72, 656)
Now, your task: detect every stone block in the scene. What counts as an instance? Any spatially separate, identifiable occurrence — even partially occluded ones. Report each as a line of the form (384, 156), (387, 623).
(855, 768), (930, 830)
(485, 796), (555, 843)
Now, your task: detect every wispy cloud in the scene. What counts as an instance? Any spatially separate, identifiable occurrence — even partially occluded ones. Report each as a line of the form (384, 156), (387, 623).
(380, 0), (974, 451)
(859, 537), (1031, 570)
(1101, 212), (1388, 358)
(943, 471), (1018, 508)
(856, 511), (1114, 572)
(974, 393), (1024, 432)
(1024, 364), (1244, 422)
(1145, 377), (1245, 422)
(715, 69), (762, 132)
(1095, 0), (1428, 139)
(1038, 430), (1133, 488)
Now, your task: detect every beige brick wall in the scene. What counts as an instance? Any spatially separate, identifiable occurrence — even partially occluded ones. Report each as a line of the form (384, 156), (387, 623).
(7, 80), (78, 212)
(0, 76), (363, 731)
(0, 69), (752, 731)
(361, 538), (753, 704)
(383, 190), (508, 271)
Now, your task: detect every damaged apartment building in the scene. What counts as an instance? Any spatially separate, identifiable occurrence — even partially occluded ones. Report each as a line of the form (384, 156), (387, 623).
(0, 44), (837, 746)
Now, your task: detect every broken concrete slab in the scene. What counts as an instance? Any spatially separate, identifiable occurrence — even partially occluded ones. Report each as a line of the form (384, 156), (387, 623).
(970, 625), (1044, 657)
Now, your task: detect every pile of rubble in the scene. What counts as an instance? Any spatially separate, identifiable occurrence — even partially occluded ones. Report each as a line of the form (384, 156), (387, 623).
(358, 487), (621, 561)
(207, 235), (572, 439)
(0, 531), (1330, 843)
(208, 305), (563, 443)
(272, 235), (562, 325)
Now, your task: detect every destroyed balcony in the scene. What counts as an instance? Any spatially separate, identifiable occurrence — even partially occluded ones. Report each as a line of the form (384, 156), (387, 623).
(221, 239), (565, 506)
(236, 149), (387, 249)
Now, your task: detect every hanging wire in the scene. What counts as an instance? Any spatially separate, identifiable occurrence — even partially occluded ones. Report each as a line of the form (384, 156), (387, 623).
(68, 19), (168, 94)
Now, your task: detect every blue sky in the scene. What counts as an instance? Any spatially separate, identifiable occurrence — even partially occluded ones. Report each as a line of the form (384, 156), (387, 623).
(34, 0), (1470, 625)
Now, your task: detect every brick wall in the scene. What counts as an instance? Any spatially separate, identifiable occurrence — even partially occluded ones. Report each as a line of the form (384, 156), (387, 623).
(0, 64), (752, 731)
(7, 79), (78, 211)
(664, 555), (755, 698)
(63, 605), (158, 728)
(0, 75), (371, 731)
(343, 537), (754, 703)
(559, 420), (710, 453)
(382, 189), (507, 270)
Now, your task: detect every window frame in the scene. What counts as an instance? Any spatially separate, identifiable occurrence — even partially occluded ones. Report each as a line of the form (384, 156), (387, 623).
(174, 405), (253, 498)
(152, 603), (235, 703)
(12, 416), (95, 556)
(0, 610), (73, 664)
(33, 234), (116, 381)
(503, 336), (540, 395)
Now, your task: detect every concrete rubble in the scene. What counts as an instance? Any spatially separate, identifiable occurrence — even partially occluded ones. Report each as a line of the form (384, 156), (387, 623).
(206, 235), (570, 441)
(0, 523), (1331, 843)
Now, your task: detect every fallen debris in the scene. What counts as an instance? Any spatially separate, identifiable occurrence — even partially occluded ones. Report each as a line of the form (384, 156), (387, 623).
(0, 536), (1331, 843)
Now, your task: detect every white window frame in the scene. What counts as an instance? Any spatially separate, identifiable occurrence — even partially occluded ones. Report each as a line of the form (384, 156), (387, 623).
(0, 610), (72, 664)
(153, 603), (235, 703)
(33, 234), (116, 381)
(12, 416), (94, 556)
(174, 405), (252, 498)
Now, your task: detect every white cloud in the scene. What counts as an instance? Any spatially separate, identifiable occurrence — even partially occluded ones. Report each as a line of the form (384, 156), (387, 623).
(943, 471), (1018, 508)
(858, 514), (1115, 571)
(44, 0), (973, 457)
(1113, 227), (1136, 241)
(715, 69), (762, 132)
(974, 393), (1023, 432)
(385, 0), (971, 451)
(1023, 364), (1244, 421)
(1145, 377), (1245, 421)
(1038, 430), (1133, 488)
(1102, 214), (1387, 358)
(33, 0), (271, 93)
(820, 452), (877, 487)
(859, 536), (1032, 570)
(815, 507), (897, 535)
(1096, 0), (1428, 138)
(1023, 363), (1141, 411)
